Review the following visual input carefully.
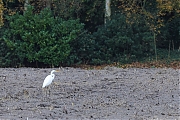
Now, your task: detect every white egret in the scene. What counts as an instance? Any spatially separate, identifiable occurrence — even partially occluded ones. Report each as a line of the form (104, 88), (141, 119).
(42, 70), (60, 88)
(42, 70), (60, 99)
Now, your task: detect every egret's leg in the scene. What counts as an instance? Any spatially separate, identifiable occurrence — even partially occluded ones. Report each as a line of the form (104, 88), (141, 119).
(47, 86), (52, 102)
(42, 87), (49, 101)
(42, 88), (46, 101)
(46, 87), (49, 99)
(48, 86), (50, 97)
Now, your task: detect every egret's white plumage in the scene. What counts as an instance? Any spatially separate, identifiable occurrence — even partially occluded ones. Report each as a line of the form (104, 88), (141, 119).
(42, 70), (59, 88)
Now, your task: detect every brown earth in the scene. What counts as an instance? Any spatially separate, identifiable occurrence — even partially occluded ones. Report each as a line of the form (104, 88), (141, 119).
(0, 67), (179, 119)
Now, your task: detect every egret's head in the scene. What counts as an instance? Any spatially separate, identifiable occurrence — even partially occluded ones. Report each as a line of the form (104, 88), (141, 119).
(51, 70), (60, 74)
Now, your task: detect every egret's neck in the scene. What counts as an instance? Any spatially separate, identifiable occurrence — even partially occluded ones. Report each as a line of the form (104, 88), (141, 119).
(50, 70), (57, 75)
(51, 74), (55, 77)
(51, 71), (54, 75)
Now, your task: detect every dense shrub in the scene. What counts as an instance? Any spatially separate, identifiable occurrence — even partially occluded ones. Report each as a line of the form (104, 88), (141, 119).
(68, 32), (101, 65)
(68, 14), (154, 65)
(165, 16), (180, 49)
(1, 6), (84, 67)
(157, 15), (180, 50)
(0, 24), (20, 67)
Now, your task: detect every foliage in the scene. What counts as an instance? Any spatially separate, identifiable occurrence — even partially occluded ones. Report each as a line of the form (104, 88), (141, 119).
(97, 14), (153, 63)
(156, 17), (179, 50)
(51, 0), (105, 32)
(79, 0), (104, 31)
(1, 6), (84, 67)
(68, 14), (154, 65)
(0, 26), (19, 67)
(0, 0), (179, 67)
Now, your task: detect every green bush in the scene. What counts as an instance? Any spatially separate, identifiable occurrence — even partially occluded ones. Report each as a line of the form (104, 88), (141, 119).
(165, 16), (180, 49)
(0, 23), (21, 67)
(68, 14), (154, 65)
(157, 15), (180, 50)
(2, 6), (84, 67)
(68, 32), (100, 65)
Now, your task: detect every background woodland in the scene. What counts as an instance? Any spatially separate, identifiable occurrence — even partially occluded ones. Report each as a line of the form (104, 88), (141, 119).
(0, 0), (179, 67)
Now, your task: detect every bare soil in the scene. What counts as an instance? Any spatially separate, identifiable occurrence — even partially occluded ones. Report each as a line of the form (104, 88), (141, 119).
(0, 67), (179, 119)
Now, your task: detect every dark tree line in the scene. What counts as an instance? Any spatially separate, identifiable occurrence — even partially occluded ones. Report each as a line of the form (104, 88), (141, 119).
(0, 0), (179, 67)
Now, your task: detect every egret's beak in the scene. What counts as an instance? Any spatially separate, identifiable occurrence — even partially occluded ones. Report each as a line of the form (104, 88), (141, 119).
(55, 70), (60, 72)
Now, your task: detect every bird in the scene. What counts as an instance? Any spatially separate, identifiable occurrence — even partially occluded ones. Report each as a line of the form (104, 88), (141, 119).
(42, 70), (60, 88)
(42, 70), (60, 100)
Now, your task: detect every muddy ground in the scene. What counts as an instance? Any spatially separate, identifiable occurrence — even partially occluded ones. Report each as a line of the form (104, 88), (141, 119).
(0, 67), (179, 119)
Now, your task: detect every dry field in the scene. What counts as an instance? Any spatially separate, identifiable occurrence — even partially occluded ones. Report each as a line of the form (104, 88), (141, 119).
(0, 67), (179, 119)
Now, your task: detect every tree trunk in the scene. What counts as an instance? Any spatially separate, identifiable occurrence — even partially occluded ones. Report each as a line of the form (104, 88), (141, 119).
(0, 0), (4, 26)
(24, 0), (29, 11)
(168, 39), (171, 59)
(153, 32), (157, 62)
(46, 0), (51, 8)
(105, 0), (111, 24)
